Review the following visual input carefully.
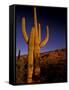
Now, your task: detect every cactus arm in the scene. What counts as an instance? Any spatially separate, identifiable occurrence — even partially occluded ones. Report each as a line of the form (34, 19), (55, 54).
(34, 7), (39, 44)
(22, 17), (29, 44)
(34, 7), (38, 30)
(38, 23), (41, 43)
(40, 25), (49, 48)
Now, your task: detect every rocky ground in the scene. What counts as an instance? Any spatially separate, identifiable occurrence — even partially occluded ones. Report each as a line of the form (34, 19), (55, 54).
(16, 48), (67, 84)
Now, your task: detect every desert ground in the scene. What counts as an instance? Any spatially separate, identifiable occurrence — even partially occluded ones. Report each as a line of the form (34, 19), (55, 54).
(16, 48), (67, 84)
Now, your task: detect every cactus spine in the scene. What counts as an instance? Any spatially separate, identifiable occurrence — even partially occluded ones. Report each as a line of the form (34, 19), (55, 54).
(22, 7), (49, 83)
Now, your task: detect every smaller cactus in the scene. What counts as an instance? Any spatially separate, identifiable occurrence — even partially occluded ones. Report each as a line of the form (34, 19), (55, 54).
(17, 50), (20, 60)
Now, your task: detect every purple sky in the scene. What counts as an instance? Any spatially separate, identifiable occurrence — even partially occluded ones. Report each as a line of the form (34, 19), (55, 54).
(15, 5), (67, 56)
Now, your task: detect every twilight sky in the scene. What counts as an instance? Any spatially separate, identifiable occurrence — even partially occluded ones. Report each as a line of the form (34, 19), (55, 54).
(15, 5), (67, 56)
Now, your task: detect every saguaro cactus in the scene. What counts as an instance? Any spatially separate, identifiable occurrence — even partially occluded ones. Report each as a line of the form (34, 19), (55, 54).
(22, 7), (49, 83)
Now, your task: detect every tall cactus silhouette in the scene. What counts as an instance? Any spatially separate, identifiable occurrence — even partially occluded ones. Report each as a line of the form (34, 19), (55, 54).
(22, 7), (49, 83)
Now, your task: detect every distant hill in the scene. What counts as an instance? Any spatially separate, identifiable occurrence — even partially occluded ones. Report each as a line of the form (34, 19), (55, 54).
(40, 48), (66, 64)
(16, 48), (67, 64)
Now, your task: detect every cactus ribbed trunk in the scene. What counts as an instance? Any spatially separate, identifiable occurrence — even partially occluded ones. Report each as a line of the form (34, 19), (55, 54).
(27, 27), (35, 83)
